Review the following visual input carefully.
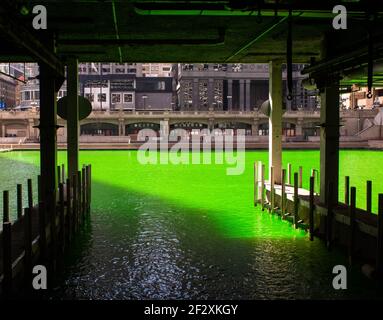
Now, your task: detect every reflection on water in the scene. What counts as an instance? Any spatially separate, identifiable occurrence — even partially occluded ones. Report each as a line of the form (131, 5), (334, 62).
(1, 150), (383, 299)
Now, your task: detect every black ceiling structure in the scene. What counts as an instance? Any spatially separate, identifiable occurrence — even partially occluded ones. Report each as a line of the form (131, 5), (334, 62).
(0, 0), (382, 85)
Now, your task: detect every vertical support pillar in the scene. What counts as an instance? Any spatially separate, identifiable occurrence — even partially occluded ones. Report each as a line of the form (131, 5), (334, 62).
(268, 60), (283, 184)
(208, 79), (214, 108)
(39, 62), (58, 223)
(227, 79), (233, 111)
(245, 80), (251, 111)
(319, 82), (340, 204)
(67, 57), (79, 180)
(192, 79), (199, 111)
(239, 79), (245, 111)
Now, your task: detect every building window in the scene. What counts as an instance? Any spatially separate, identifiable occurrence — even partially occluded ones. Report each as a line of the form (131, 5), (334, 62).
(97, 93), (106, 102)
(124, 93), (133, 103)
(85, 93), (94, 102)
(111, 93), (121, 104)
(183, 80), (193, 108)
(157, 81), (165, 90)
(214, 80), (223, 108)
(199, 80), (208, 108)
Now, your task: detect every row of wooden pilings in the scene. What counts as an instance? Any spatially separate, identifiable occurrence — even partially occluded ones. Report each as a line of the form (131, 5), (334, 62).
(254, 161), (383, 276)
(1, 164), (92, 296)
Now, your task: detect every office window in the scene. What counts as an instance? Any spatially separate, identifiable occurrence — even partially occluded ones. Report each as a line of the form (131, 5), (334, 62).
(85, 93), (94, 102)
(97, 93), (106, 102)
(111, 93), (121, 104)
(124, 93), (133, 103)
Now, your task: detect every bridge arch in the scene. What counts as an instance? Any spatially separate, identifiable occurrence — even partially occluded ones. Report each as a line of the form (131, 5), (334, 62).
(80, 122), (119, 136)
(126, 122), (160, 135)
(214, 121), (252, 135)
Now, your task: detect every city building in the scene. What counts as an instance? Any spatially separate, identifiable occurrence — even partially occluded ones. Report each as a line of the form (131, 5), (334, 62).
(175, 63), (317, 111)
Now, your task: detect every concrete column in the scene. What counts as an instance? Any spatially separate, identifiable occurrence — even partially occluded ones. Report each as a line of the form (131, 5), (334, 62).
(192, 79), (199, 110)
(39, 62), (58, 217)
(268, 61), (283, 184)
(67, 57), (79, 179)
(252, 121), (259, 136)
(160, 119), (169, 136)
(208, 118), (214, 131)
(227, 79), (233, 111)
(118, 119), (125, 136)
(319, 83), (340, 204)
(245, 80), (251, 111)
(296, 120), (303, 137)
(239, 79), (245, 111)
(1, 124), (5, 137)
(208, 79), (214, 109)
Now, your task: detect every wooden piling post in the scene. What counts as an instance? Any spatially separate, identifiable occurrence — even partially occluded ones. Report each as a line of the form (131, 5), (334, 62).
(254, 161), (258, 206)
(281, 169), (286, 216)
(345, 176), (350, 205)
(298, 166), (303, 188)
(287, 163), (292, 185)
(2, 221), (12, 296)
(27, 178), (33, 209)
(309, 175), (315, 241)
(294, 172), (299, 228)
(57, 165), (61, 185)
(77, 170), (82, 226)
(3, 190), (9, 223)
(38, 201), (47, 263)
(24, 207), (32, 286)
(37, 174), (42, 203)
(86, 165), (91, 214)
(270, 166), (274, 213)
(88, 164), (92, 206)
(326, 182), (334, 250)
(61, 164), (65, 183)
(349, 186), (356, 265)
(82, 167), (86, 221)
(366, 180), (372, 214)
(377, 194), (383, 276)
(17, 184), (23, 220)
(261, 164), (265, 211)
(72, 174), (78, 232)
(66, 178), (72, 243)
(59, 183), (65, 253)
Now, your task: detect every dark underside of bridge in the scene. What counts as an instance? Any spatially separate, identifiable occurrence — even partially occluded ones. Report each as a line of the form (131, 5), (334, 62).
(0, 1), (382, 84)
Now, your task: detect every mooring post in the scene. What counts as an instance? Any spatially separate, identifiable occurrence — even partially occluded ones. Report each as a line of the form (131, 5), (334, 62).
(77, 170), (82, 225)
(57, 165), (61, 186)
(377, 194), (383, 277)
(59, 182), (65, 253)
(66, 178), (72, 243)
(16, 184), (23, 220)
(27, 178), (33, 209)
(86, 165), (91, 214)
(345, 176), (350, 205)
(3, 190), (9, 223)
(366, 180), (372, 215)
(298, 166), (303, 188)
(254, 161), (258, 206)
(294, 172), (299, 228)
(281, 168), (286, 216)
(61, 164), (65, 184)
(2, 221), (12, 296)
(261, 164), (265, 211)
(24, 207), (32, 287)
(82, 167), (86, 221)
(270, 166), (275, 213)
(326, 182), (334, 250)
(37, 174), (42, 203)
(349, 186), (356, 265)
(287, 163), (292, 185)
(38, 201), (47, 263)
(309, 175), (315, 241)
(88, 164), (92, 205)
(72, 174), (78, 232)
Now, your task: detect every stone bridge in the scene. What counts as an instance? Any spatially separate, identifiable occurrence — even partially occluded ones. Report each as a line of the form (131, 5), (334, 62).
(0, 109), (378, 142)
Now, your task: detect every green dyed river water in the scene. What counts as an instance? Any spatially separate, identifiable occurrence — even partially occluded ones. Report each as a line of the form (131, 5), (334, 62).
(0, 150), (383, 299)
